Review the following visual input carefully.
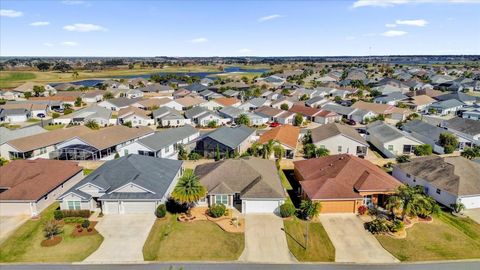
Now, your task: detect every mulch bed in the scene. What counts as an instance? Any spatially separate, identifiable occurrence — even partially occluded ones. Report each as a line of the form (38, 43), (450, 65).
(41, 236), (62, 247)
(71, 221), (99, 237)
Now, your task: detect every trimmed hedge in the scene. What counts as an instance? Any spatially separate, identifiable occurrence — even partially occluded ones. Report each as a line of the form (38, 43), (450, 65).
(54, 209), (91, 219)
(63, 217), (85, 224)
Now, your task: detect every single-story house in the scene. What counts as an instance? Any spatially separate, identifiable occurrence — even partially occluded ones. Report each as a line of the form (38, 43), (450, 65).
(0, 108), (30, 123)
(239, 98), (270, 111)
(373, 92), (408, 105)
(393, 156), (480, 209)
(58, 155), (183, 214)
(255, 106), (295, 124)
(352, 101), (411, 121)
(193, 125), (256, 158)
(175, 96), (207, 110)
(311, 123), (368, 157)
(53, 105), (113, 126)
(118, 125), (199, 159)
(441, 117), (480, 147)
(403, 95), (436, 112)
(98, 97), (142, 111)
(117, 106), (154, 127)
(219, 106), (268, 126)
(293, 154), (402, 213)
(0, 159), (83, 216)
(428, 99), (464, 116)
(153, 107), (191, 127)
(366, 121), (422, 158)
(185, 106), (228, 127)
(195, 157), (285, 214)
(258, 125), (300, 158)
(0, 126), (46, 152)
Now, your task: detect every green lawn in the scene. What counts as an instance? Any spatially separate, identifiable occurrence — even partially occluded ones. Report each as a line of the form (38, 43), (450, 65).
(83, 169), (94, 175)
(279, 169), (293, 190)
(43, 124), (65, 131)
(376, 213), (480, 261)
(143, 215), (244, 261)
(0, 72), (36, 87)
(283, 218), (335, 262)
(0, 203), (103, 262)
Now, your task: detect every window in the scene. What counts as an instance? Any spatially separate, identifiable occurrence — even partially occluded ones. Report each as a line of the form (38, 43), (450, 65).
(388, 145), (394, 151)
(406, 174), (411, 178)
(436, 188), (441, 195)
(337, 145), (342, 152)
(215, 195), (228, 205)
(67, 201), (81, 210)
(124, 149), (128, 156)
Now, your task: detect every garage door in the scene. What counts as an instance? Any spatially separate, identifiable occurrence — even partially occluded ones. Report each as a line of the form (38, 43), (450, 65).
(243, 200), (281, 214)
(104, 201), (119, 214)
(320, 200), (356, 213)
(460, 196), (480, 209)
(123, 201), (156, 214)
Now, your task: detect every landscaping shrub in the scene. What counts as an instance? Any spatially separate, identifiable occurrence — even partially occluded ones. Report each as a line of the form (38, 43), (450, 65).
(81, 219), (90, 229)
(388, 219), (404, 233)
(155, 204), (167, 218)
(358, 205), (367, 215)
(365, 218), (389, 234)
(279, 203), (296, 218)
(53, 210), (64, 220)
(60, 209), (91, 218)
(64, 217), (85, 224)
(208, 204), (226, 218)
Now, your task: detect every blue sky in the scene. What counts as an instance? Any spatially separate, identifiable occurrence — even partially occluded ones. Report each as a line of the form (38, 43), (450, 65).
(1, 0), (479, 56)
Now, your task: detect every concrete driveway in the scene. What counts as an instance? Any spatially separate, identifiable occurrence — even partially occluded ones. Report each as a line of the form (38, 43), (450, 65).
(319, 214), (399, 263)
(83, 214), (155, 263)
(464, 209), (480, 224)
(239, 214), (295, 263)
(0, 215), (30, 244)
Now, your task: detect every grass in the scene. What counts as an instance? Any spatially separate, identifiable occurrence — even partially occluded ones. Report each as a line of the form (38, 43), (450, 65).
(0, 72), (36, 86)
(83, 169), (94, 175)
(375, 212), (480, 261)
(283, 218), (335, 262)
(0, 124), (21, 130)
(0, 203), (103, 262)
(143, 215), (244, 261)
(43, 124), (65, 131)
(27, 118), (41, 123)
(279, 169), (293, 190)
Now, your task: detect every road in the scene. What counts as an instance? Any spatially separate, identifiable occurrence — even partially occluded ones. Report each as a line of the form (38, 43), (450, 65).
(1, 261), (479, 270)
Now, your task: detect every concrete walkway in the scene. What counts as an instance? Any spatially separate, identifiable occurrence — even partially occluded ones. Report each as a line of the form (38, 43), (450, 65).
(83, 214), (155, 263)
(239, 214), (295, 263)
(0, 215), (29, 244)
(319, 214), (399, 263)
(464, 209), (480, 224)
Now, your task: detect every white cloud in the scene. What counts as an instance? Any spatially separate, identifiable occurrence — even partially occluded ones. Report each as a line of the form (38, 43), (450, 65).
(30, 21), (50, 26)
(238, 48), (254, 54)
(43, 42), (54, 47)
(346, 36), (356, 40)
(395, 19), (428, 26)
(258, 14), (283, 22)
(385, 23), (397, 28)
(61, 1), (85, 5)
(61, 41), (78, 46)
(190, 37), (208, 44)
(352, 0), (480, 8)
(63, 23), (107, 32)
(0, 9), (23, 17)
(381, 30), (408, 37)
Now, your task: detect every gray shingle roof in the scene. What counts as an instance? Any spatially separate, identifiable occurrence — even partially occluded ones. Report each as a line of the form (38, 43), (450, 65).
(138, 125), (198, 151)
(106, 97), (142, 108)
(443, 117), (480, 136)
(0, 126), (46, 145)
(402, 120), (450, 144)
(367, 121), (418, 144)
(201, 125), (255, 149)
(429, 99), (464, 109)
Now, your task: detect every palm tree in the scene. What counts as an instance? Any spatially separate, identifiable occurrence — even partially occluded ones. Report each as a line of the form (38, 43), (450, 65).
(299, 200), (321, 220)
(237, 113), (250, 126)
(171, 170), (207, 214)
(85, 120), (100, 130)
(315, 148), (330, 157)
(263, 139), (275, 159)
(387, 185), (435, 220)
(248, 141), (262, 157)
(273, 144), (285, 161)
(63, 103), (72, 110)
(72, 70), (79, 79)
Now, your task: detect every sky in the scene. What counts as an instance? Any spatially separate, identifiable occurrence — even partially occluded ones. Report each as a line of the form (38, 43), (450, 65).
(1, 0), (480, 57)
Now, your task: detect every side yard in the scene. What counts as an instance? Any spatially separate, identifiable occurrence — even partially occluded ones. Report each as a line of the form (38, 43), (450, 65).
(376, 212), (480, 261)
(143, 214), (244, 261)
(0, 203), (103, 262)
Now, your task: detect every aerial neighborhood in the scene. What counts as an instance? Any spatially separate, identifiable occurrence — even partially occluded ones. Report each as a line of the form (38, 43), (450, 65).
(0, 56), (479, 265)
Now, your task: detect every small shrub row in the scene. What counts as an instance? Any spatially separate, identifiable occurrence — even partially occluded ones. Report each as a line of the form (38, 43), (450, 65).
(63, 217), (85, 224)
(54, 209), (91, 220)
(365, 218), (404, 234)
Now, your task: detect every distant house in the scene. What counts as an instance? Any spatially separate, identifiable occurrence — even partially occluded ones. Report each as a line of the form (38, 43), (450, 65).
(305, 96), (329, 108)
(255, 106), (295, 124)
(239, 98), (270, 111)
(441, 117), (480, 147)
(293, 155), (401, 213)
(174, 96), (206, 110)
(58, 155), (183, 214)
(462, 109), (480, 121)
(182, 83), (208, 93)
(118, 125), (199, 159)
(311, 123), (368, 157)
(137, 84), (174, 94)
(117, 106), (154, 127)
(0, 126), (46, 151)
(185, 106), (228, 127)
(193, 125), (256, 158)
(352, 101), (411, 121)
(289, 104), (341, 124)
(53, 105), (113, 126)
(258, 125), (300, 158)
(195, 157), (285, 214)
(373, 92), (408, 105)
(0, 108), (30, 123)
(402, 95), (436, 112)
(98, 97), (142, 111)
(200, 77), (214, 86)
(153, 107), (191, 127)
(435, 92), (477, 106)
(366, 121), (422, 158)
(0, 159), (83, 217)
(393, 156), (480, 209)
(0, 90), (23, 101)
(132, 98), (172, 110)
(402, 120), (455, 154)
(428, 99), (464, 115)
(219, 106), (268, 126)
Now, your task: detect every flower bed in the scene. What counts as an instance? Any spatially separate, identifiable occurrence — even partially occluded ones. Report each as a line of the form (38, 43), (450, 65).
(71, 221), (99, 237)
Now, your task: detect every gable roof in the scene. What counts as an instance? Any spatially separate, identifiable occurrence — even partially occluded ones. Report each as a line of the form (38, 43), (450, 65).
(0, 126), (46, 145)
(73, 125), (153, 151)
(289, 104), (321, 117)
(311, 123), (367, 145)
(394, 156), (480, 196)
(294, 154), (401, 200)
(137, 125), (198, 151)
(118, 106), (151, 119)
(214, 97), (240, 107)
(367, 121), (420, 144)
(254, 106), (284, 117)
(258, 125), (300, 149)
(201, 125), (255, 149)
(195, 157), (284, 199)
(443, 117), (480, 136)
(175, 96), (206, 107)
(105, 97), (142, 108)
(0, 159), (82, 201)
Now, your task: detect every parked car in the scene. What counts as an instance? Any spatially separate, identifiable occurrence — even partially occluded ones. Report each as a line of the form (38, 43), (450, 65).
(269, 122), (281, 128)
(346, 119), (356, 126)
(37, 113), (46, 118)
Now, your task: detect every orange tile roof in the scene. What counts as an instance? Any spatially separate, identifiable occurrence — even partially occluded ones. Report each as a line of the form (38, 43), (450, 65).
(214, 97), (240, 107)
(258, 125), (300, 149)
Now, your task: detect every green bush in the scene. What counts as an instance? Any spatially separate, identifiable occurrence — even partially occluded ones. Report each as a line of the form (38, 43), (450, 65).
(365, 218), (389, 234)
(208, 203), (226, 218)
(279, 203), (296, 218)
(52, 112), (60, 119)
(388, 219), (404, 233)
(63, 217), (85, 223)
(81, 219), (91, 229)
(155, 204), (167, 218)
(53, 210), (64, 220)
(60, 209), (91, 218)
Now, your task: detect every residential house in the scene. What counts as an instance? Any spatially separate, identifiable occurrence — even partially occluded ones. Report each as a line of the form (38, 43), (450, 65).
(239, 98), (270, 111)
(293, 154), (402, 213)
(441, 117), (480, 148)
(0, 108), (30, 123)
(403, 95), (436, 112)
(366, 121), (422, 158)
(373, 92), (408, 105)
(393, 156), (480, 209)
(175, 96), (206, 110)
(352, 101), (411, 121)
(193, 125), (256, 158)
(117, 106), (154, 127)
(153, 107), (191, 127)
(195, 157), (285, 214)
(428, 99), (464, 115)
(185, 106), (228, 127)
(435, 92), (477, 106)
(0, 159), (83, 217)
(0, 126), (46, 154)
(255, 106), (295, 125)
(118, 125), (199, 159)
(402, 120), (458, 154)
(310, 123), (368, 157)
(219, 106), (268, 126)
(305, 96), (329, 108)
(258, 125), (300, 158)
(58, 155), (183, 214)
(98, 97), (142, 111)
(53, 104), (113, 126)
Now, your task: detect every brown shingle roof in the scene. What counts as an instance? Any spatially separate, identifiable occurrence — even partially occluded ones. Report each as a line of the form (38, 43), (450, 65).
(0, 159), (82, 201)
(258, 125), (300, 149)
(175, 96), (205, 107)
(214, 97), (240, 107)
(118, 106), (151, 119)
(289, 104), (321, 117)
(294, 154), (401, 200)
(311, 123), (367, 145)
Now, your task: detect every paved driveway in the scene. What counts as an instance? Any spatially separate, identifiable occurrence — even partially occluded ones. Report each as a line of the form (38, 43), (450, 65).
(464, 209), (480, 224)
(239, 214), (295, 263)
(319, 214), (399, 263)
(83, 214), (155, 263)
(0, 215), (30, 244)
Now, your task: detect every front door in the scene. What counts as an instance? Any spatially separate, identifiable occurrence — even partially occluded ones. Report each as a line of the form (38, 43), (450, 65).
(363, 195), (373, 208)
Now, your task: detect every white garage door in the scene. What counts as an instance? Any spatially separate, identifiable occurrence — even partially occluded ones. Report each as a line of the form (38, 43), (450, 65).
(123, 201), (156, 214)
(243, 200), (281, 214)
(104, 201), (119, 214)
(460, 196), (480, 209)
